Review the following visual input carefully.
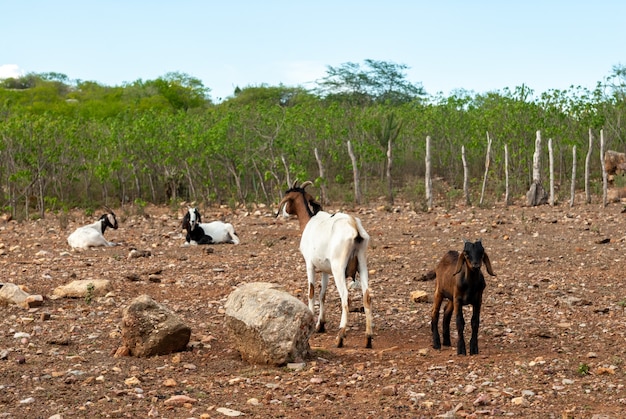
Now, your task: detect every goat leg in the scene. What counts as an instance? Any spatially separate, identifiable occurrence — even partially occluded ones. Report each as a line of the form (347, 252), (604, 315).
(431, 293), (443, 349)
(317, 274), (330, 333)
(363, 288), (373, 349)
(455, 299), (467, 355)
(442, 300), (453, 347)
(469, 300), (482, 355)
(336, 327), (346, 348)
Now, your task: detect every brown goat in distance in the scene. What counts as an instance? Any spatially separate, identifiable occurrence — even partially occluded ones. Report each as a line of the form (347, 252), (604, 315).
(431, 239), (495, 355)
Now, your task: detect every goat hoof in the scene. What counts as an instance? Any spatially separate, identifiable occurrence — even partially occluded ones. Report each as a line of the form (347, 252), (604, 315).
(316, 322), (326, 333)
(365, 336), (373, 349)
(336, 337), (344, 348)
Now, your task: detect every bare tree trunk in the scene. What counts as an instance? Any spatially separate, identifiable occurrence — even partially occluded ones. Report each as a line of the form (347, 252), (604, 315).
(184, 161), (197, 201)
(570, 146), (577, 207)
(585, 128), (593, 204)
(479, 132), (492, 206)
(281, 155), (291, 187)
(251, 159), (270, 204)
(147, 173), (156, 203)
(526, 130), (548, 206)
(37, 176), (45, 219)
(462, 145), (471, 206)
(132, 163), (142, 202)
(548, 138), (554, 206)
(386, 139), (393, 205)
(601, 129), (607, 207)
(207, 163), (221, 205)
(504, 144), (510, 207)
(347, 141), (361, 205)
(425, 136), (433, 210)
(314, 147), (329, 205)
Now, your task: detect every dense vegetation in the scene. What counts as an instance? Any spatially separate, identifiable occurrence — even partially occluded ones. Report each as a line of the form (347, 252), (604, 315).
(1, 61), (625, 218)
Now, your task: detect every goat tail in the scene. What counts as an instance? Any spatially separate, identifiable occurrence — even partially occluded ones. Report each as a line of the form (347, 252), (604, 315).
(418, 270), (437, 281)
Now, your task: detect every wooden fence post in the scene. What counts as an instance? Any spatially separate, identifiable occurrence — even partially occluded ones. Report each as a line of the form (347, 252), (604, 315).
(425, 136), (432, 210)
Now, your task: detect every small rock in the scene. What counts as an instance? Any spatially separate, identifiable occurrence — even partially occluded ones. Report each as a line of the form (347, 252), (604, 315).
(163, 378), (177, 387)
(511, 396), (529, 406)
(124, 376), (141, 386)
(464, 384), (476, 394)
(382, 385), (397, 396)
(164, 395), (197, 406)
(215, 407), (243, 416)
(287, 362), (306, 371)
(473, 393), (490, 406)
(410, 290), (429, 303)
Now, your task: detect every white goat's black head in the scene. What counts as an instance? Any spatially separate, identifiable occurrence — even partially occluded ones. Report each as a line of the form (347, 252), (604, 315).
(182, 207), (202, 232)
(276, 180), (322, 218)
(455, 239), (495, 276)
(99, 211), (118, 232)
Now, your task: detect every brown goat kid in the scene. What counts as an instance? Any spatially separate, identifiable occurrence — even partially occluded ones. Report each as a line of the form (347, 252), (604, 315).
(431, 239), (495, 355)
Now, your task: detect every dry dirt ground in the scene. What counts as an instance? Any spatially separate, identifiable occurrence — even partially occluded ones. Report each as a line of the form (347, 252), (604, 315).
(1, 199), (626, 419)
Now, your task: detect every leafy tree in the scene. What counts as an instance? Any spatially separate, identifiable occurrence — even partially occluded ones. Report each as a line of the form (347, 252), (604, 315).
(316, 59), (425, 105)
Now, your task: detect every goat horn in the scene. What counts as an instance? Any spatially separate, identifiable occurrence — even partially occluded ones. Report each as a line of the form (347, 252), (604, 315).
(301, 181), (313, 189)
(291, 179), (299, 189)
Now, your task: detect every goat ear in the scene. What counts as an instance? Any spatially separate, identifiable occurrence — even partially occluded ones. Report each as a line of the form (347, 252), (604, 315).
(454, 252), (466, 275)
(308, 198), (322, 215)
(483, 252), (496, 276)
(103, 205), (115, 216)
(276, 195), (289, 218)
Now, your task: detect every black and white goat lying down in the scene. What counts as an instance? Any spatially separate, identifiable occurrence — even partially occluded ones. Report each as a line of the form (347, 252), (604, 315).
(67, 211), (119, 250)
(277, 180), (373, 349)
(182, 207), (240, 246)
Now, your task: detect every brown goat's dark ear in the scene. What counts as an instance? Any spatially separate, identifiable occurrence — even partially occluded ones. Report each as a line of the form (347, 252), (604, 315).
(483, 252), (496, 276)
(454, 252), (466, 275)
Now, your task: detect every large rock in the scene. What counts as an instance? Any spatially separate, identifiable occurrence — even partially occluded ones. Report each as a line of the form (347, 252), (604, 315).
(52, 279), (111, 298)
(120, 294), (191, 357)
(0, 283), (44, 308)
(224, 282), (315, 366)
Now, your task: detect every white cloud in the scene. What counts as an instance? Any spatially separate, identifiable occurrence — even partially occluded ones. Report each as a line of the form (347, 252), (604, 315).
(0, 64), (24, 79)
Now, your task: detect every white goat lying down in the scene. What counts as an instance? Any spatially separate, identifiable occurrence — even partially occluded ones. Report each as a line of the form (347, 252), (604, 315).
(277, 180), (373, 349)
(182, 207), (240, 246)
(67, 211), (119, 250)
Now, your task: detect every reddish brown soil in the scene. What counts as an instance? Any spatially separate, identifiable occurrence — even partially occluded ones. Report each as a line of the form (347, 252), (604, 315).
(1, 201), (626, 418)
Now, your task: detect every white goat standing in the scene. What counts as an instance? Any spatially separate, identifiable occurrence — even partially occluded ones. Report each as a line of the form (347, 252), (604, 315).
(67, 211), (119, 250)
(277, 181), (373, 348)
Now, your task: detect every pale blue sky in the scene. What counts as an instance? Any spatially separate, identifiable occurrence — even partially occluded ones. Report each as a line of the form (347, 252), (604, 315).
(1, 1), (624, 101)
